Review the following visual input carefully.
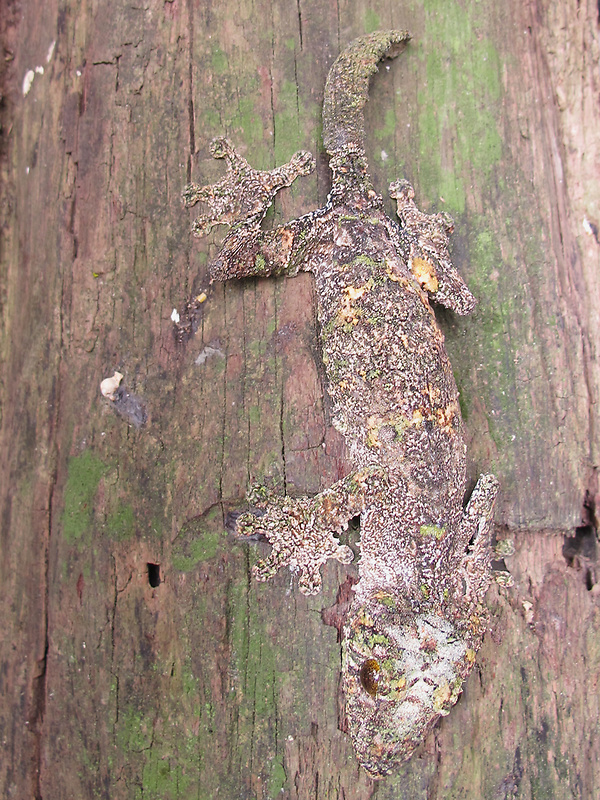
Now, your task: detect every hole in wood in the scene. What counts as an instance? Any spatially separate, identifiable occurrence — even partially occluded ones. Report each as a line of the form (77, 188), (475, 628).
(562, 527), (597, 590)
(147, 563), (161, 587)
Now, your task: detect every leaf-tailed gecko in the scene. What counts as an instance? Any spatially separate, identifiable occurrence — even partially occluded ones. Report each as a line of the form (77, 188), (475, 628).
(181, 30), (499, 778)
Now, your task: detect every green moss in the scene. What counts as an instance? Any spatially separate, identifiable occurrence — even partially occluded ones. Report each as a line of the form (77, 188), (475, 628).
(200, 108), (220, 135)
(364, 9), (381, 33)
(141, 737), (197, 798)
(374, 108), (396, 143)
(116, 706), (153, 753)
(106, 502), (136, 541)
(325, 355), (349, 384)
(369, 633), (390, 648)
(248, 405), (261, 426)
(269, 755), (286, 797)
(230, 93), (263, 153)
(416, 0), (503, 213)
(113, 679), (203, 800)
(419, 524), (447, 540)
(228, 579), (280, 751)
(321, 317), (337, 338)
(62, 450), (109, 545)
(365, 366), (382, 380)
(266, 317), (277, 337)
(273, 80), (307, 164)
(248, 337), (268, 359)
(211, 46), (229, 75)
(352, 253), (380, 269)
(172, 506), (227, 571)
(149, 516), (163, 538)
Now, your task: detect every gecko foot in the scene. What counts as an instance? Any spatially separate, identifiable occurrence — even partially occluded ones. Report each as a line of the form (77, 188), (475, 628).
(182, 137), (315, 237)
(454, 473), (500, 606)
(234, 486), (355, 595)
(389, 179), (476, 315)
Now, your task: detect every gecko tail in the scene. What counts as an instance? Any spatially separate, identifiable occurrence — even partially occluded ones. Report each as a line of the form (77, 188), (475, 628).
(322, 31), (411, 163)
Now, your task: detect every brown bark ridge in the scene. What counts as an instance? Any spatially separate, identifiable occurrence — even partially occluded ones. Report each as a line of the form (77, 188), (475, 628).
(1, 1), (598, 798)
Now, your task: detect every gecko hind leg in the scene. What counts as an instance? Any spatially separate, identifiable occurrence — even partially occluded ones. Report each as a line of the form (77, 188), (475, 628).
(182, 137), (315, 237)
(176, 140), (315, 338)
(389, 179), (477, 315)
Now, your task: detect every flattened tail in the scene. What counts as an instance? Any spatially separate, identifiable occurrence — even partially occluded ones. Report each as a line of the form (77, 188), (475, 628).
(322, 30), (411, 162)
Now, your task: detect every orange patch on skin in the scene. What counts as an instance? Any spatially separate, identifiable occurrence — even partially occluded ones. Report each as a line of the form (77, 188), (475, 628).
(411, 409), (424, 426)
(366, 416), (381, 448)
(338, 284), (369, 324)
(415, 390), (458, 434)
(435, 402), (459, 433)
(279, 228), (294, 253)
(365, 409), (425, 449)
(346, 285), (367, 301)
(410, 256), (439, 292)
(385, 258), (409, 285)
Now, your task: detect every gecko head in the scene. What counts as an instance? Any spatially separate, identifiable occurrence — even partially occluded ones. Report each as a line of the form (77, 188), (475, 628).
(342, 594), (479, 777)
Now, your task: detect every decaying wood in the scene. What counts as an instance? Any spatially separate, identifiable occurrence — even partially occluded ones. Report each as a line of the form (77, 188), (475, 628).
(1, 0), (599, 798)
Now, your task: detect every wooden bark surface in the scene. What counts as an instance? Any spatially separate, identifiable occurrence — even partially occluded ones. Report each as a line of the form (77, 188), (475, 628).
(1, 0), (599, 798)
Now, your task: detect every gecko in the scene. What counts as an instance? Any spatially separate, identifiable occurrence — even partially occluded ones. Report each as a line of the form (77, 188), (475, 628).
(180, 31), (499, 778)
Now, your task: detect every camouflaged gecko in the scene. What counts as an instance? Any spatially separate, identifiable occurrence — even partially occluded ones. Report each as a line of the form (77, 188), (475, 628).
(181, 31), (499, 778)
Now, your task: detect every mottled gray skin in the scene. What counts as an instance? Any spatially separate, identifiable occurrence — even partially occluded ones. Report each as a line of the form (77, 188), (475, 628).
(182, 31), (499, 777)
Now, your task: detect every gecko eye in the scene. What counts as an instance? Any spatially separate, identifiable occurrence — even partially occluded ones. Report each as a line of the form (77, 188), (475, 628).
(359, 658), (381, 696)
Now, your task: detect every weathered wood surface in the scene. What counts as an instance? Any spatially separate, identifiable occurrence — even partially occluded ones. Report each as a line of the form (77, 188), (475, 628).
(1, 0), (599, 798)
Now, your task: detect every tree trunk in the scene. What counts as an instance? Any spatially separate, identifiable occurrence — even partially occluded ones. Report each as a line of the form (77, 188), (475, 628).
(1, 0), (599, 798)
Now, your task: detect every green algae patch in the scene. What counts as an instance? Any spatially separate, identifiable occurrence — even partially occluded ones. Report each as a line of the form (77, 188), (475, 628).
(364, 9), (381, 34)
(105, 502), (136, 541)
(211, 45), (228, 75)
(115, 706), (153, 753)
(227, 579), (281, 756)
(231, 92), (264, 155)
(419, 524), (447, 540)
(172, 505), (227, 571)
(269, 755), (286, 797)
(374, 108), (397, 144)
(273, 79), (315, 168)
(62, 450), (109, 545)
(114, 698), (200, 799)
(417, 0), (504, 214)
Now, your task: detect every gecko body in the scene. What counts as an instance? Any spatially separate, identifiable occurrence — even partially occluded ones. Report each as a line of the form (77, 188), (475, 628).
(182, 31), (499, 777)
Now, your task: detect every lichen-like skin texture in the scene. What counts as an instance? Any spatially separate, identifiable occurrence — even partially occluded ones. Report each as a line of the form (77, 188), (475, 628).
(182, 31), (499, 777)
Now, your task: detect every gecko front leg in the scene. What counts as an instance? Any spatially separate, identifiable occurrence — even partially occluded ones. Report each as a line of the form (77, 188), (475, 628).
(451, 473), (501, 607)
(235, 468), (386, 595)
